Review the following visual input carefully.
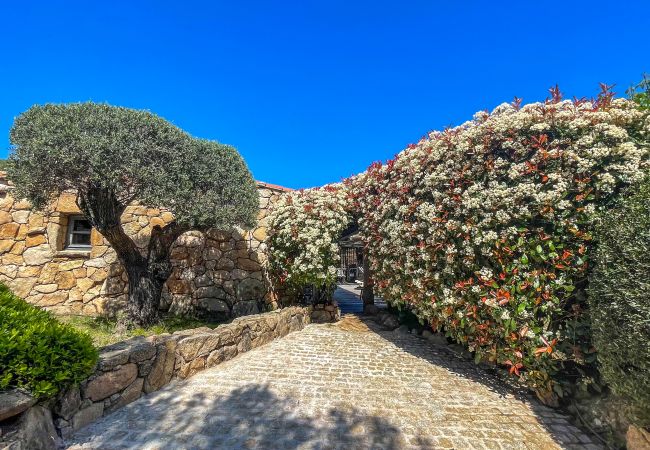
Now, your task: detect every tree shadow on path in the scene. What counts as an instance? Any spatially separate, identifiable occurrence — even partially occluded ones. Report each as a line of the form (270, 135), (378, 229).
(67, 383), (430, 450)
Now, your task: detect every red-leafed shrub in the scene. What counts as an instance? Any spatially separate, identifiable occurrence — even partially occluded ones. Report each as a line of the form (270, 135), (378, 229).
(269, 86), (650, 404)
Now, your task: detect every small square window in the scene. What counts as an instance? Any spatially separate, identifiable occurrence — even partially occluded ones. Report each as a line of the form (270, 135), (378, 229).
(66, 216), (92, 249)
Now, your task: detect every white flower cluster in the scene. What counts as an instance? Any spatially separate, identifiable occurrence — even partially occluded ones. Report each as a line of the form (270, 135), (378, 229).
(267, 185), (352, 289)
(267, 92), (650, 389)
(353, 96), (649, 329)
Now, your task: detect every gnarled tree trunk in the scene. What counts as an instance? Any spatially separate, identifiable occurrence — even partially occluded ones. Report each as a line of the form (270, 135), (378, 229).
(78, 187), (188, 326)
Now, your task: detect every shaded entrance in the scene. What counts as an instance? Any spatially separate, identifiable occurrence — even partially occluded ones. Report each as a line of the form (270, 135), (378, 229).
(337, 226), (376, 312)
(334, 284), (386, 315)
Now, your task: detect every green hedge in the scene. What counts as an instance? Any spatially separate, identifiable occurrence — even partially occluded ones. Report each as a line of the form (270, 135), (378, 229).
(0, 284), (98, 399)
(589, 180), (650, 426)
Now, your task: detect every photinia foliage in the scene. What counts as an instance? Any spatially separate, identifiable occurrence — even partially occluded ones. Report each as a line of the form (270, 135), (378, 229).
(269, 86), (650, 402)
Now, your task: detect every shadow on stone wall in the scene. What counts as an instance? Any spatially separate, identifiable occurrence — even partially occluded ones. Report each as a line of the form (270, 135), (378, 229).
(67, 383), (433, 449)
(97, 228), (273, 321)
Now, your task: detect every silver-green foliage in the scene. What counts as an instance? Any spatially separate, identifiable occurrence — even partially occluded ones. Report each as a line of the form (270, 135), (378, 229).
(8, 102), (258, 230)
(589, 179), (650, 426)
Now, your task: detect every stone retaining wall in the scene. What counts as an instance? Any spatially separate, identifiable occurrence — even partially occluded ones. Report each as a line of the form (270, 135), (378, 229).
(0, 306), (313, 448)
(310, 301), (341, 323)
(0, 172), (291, 319)
(55, 306), (311, 437)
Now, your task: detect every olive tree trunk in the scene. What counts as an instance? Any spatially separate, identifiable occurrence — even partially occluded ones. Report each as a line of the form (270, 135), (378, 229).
(78, 187), (188, 326)
(125, 266), (164, 326)
(123, 223), (187, 326)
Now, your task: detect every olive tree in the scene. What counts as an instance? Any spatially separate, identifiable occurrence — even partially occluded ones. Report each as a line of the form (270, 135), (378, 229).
(8, 103), (259, 326)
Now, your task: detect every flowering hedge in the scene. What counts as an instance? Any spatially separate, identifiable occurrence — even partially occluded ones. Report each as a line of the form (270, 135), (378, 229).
(353, 88), (649, 401)
(267, 185), (352, 301)
(268, 87), (650, 401)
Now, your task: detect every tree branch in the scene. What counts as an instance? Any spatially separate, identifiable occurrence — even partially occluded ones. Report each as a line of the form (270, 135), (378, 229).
(147, 220), (189, 280)
(77, 185), (144, 267)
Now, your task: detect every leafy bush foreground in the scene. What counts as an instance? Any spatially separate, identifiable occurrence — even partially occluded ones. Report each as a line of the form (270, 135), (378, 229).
(0, 284), (98, 399)
(590, 179), (650, 426)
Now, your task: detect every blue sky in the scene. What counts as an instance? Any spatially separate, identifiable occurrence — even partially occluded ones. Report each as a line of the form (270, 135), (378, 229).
(1, 1), (648, 189)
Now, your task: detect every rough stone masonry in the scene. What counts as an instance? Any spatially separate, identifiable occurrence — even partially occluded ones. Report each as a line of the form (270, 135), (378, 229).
(0, 171), (291, 319)
(0, 306), (315, 448)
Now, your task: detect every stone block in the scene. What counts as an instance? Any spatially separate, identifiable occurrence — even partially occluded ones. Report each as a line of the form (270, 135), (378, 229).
(54, 386), (81, 421)
(54, 271), (76, 289)
(195, 285), (226, 299)
(177, 334), (210, 361)
(382, 315), (400, 330)
(59, 260), (84, 271)
(206, 347), (226, 367)
(628, 425), (650, 450)
(178, 356), (206, 379)
(232, 300), (261, 317)
(215, 257), (235, 270)
(252, 227), (267, 241)
(203, 246), (221, 261)
(198, 297), (230, 314)
(166, 278), (191, 294)
(310, 310), (333, 324)
(84, 363), (138, 401)
(194, 273), (212, 287)
(22, 245), (52, 265)
(138, 359), (154, 377)
(71, 402), (104, 431)
(34, 283), (58, 294)
(37, 291), (68, 306)
(105, 377), (144, 414)
(11, 210), (30, 224)
(0, 239), (13, 254)
(237, 332), (252, 353)
(0, 210), (12, 224)
(0, 389), (36, 422)
(144, 339), (177, 394)
(237, 258), (261, 271)
(8, 405), (62, 449)
(25, 234), (46, 248)
(56, 192), (80, 213)
(127, 337), (156, 363)
(0, 222), (20, 238)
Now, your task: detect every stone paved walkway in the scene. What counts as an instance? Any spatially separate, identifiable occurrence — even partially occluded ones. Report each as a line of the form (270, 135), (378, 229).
(66, 316), (599, 450)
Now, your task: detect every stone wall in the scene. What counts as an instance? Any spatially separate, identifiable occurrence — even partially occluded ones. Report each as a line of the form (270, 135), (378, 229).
(0, 172), (291, 319)
(0, 306), (312, 447)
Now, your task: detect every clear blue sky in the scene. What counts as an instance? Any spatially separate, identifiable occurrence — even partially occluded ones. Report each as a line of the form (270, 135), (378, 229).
(1, 1), (648, 188)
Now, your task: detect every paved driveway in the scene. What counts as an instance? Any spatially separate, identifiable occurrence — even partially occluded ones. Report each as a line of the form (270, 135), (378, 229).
(66, 316), (598, 450)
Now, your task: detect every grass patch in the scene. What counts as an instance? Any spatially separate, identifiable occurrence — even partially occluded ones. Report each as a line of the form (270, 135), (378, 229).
(56, 314), (226, 348)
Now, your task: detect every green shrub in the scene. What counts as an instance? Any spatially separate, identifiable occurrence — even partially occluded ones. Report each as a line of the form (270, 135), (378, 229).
(589, 179), (650, 426)
(0, 284), (98, 399)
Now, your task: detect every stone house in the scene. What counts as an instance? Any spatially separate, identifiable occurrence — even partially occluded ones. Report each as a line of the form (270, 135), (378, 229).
(0, 172), (291, 319)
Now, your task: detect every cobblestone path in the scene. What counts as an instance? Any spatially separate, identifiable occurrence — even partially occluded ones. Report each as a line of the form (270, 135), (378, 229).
(66, 316), (599, 450)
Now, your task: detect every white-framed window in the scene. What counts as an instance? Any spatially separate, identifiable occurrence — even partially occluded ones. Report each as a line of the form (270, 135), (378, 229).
(66, 215), (92, 249)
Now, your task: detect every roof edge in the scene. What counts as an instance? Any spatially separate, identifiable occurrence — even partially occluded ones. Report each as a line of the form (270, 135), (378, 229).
(0, 171), (293, 193)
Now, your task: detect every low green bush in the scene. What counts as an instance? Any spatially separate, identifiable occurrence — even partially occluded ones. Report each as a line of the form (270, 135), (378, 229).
(589, 179), (650, 426)
(0, 284), (98, 399)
